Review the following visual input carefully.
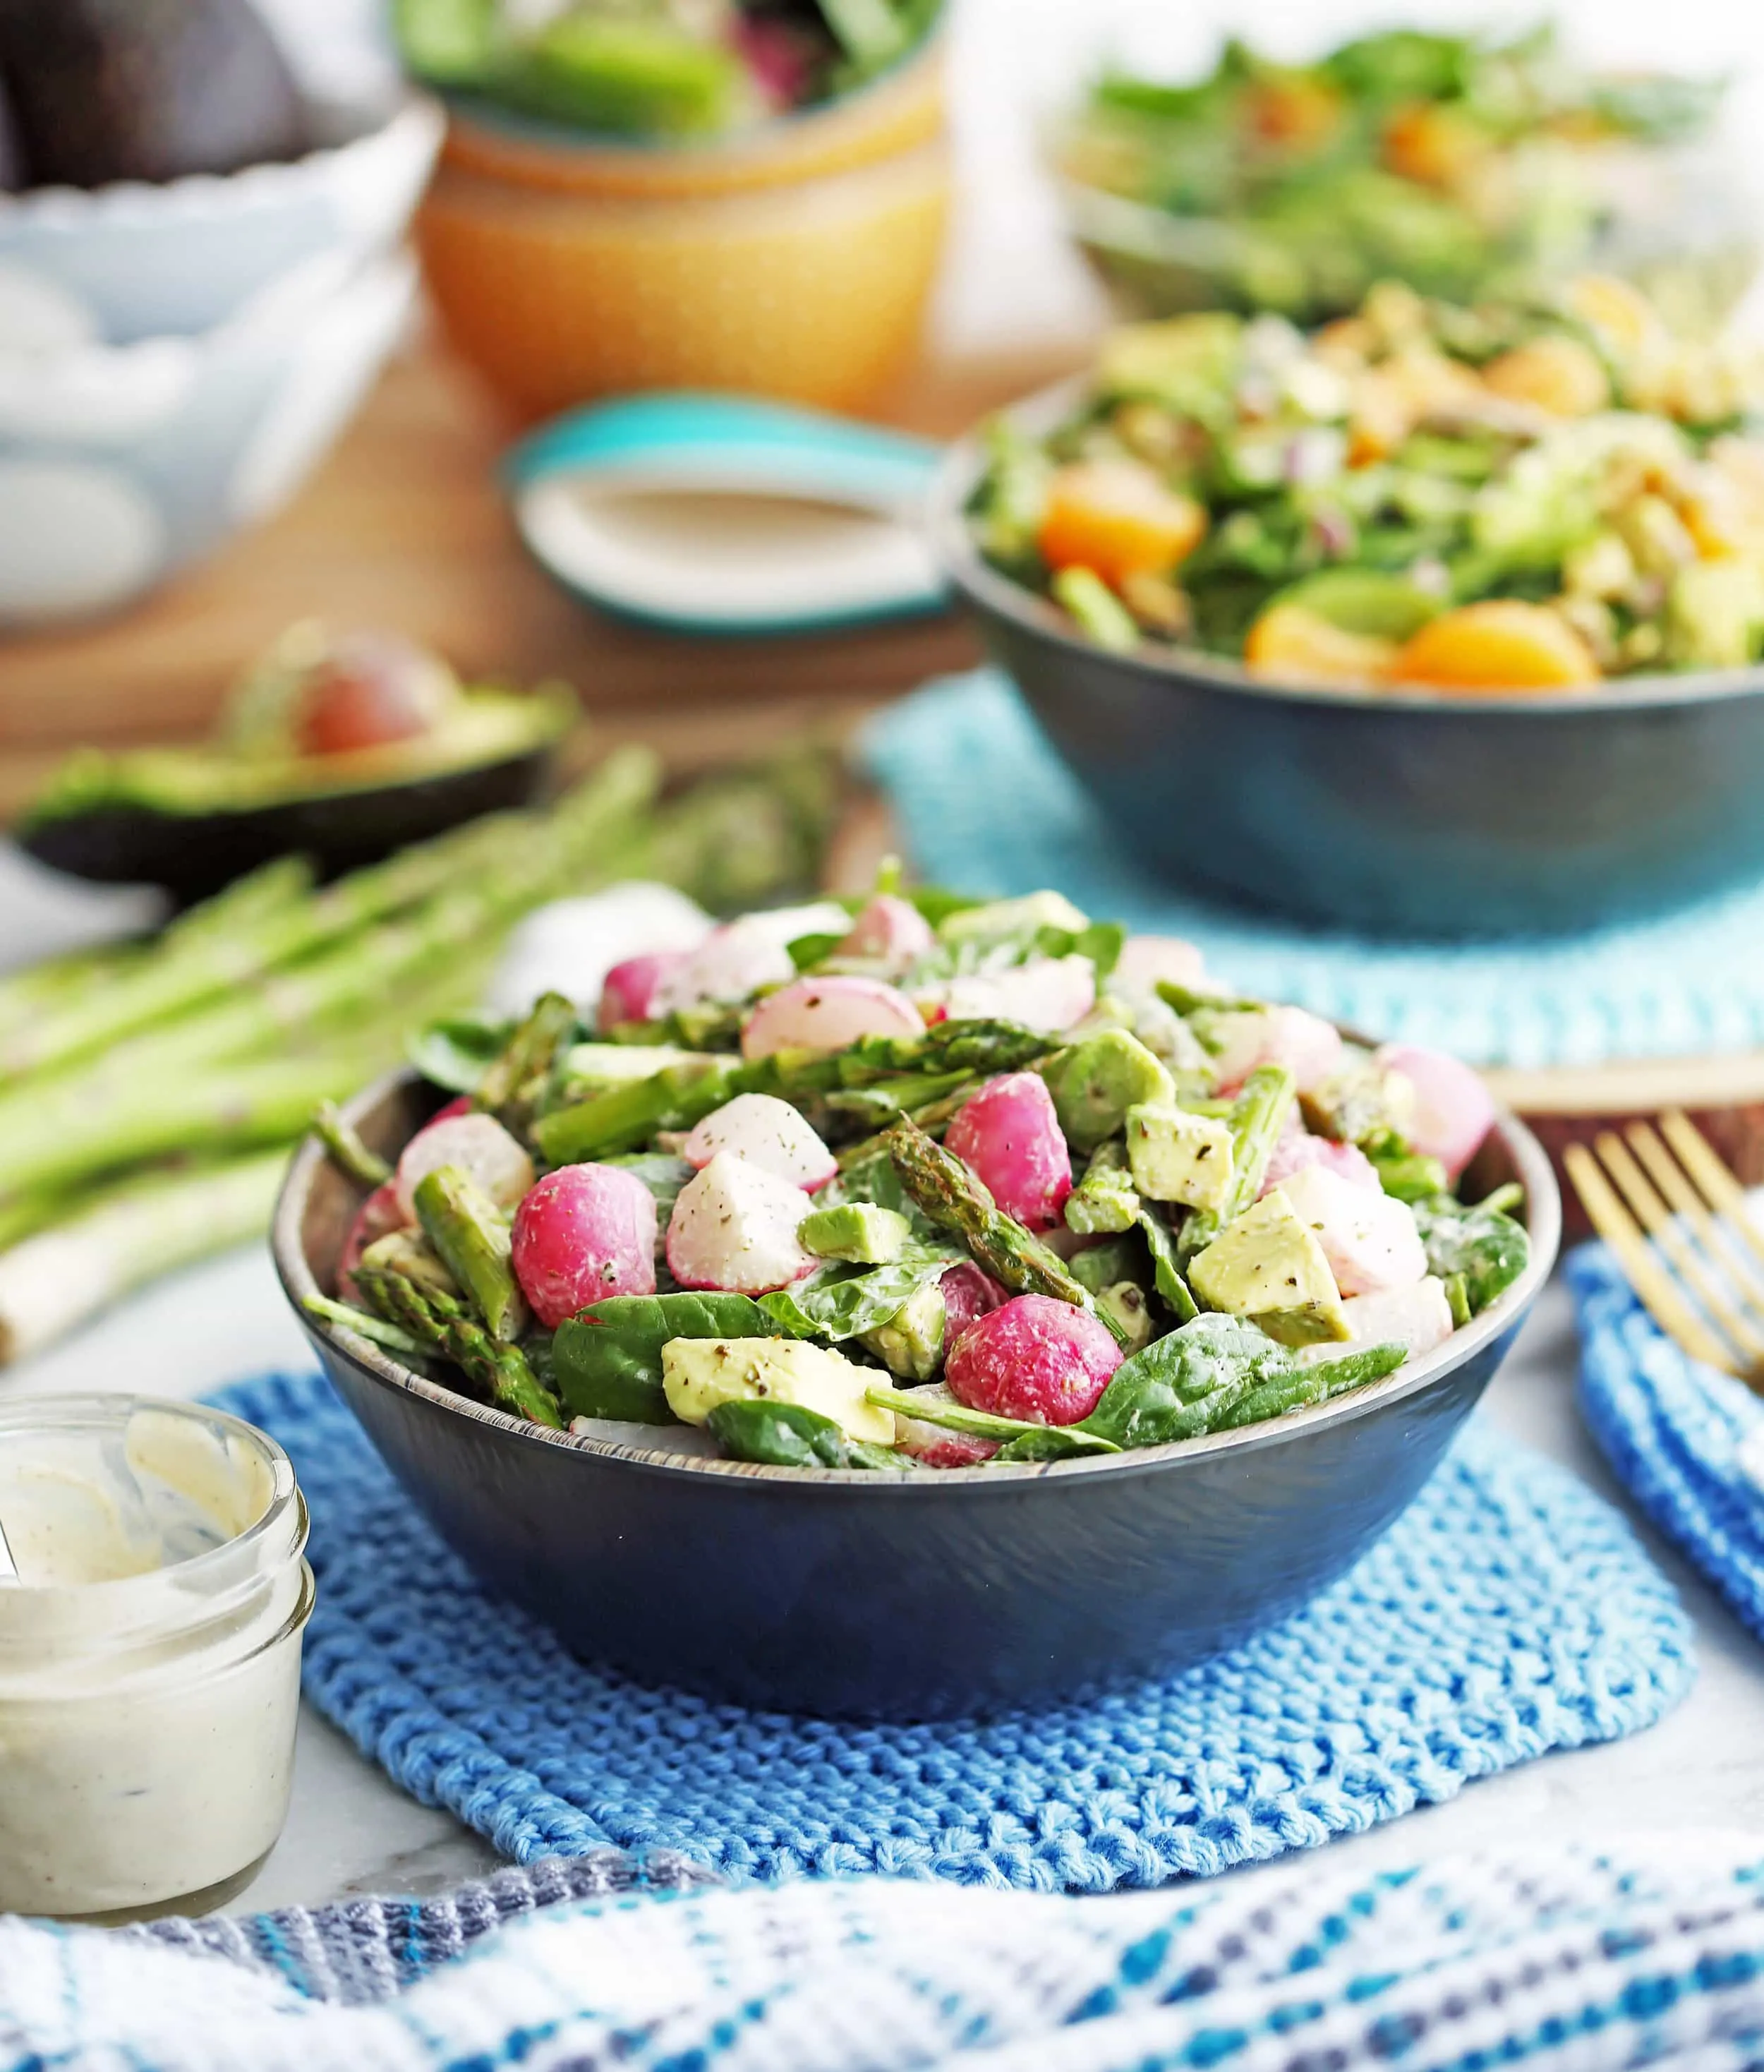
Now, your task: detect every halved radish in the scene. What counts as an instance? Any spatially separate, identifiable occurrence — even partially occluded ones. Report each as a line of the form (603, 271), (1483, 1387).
(665, 1151), (818, 1294)
(837, 894), (935, 972)
(1377, 1044), (1496, 1181)
(653, 917), (799, 1016)
(1328, 1277), (1455, 1361)
(1113, 935), (1210, 996)
(1279, 1164), (1427, 1296)
(395, 1112), (534, 1222)
(512, 1164), (658, 1327)
(337, 1179), (406, 1303)
(945, 1073), (1072, 1231)
(598, 951), (689, 1031)
(924, 956), (1096, 1034)
(740, 975), (924, 1061)
(1262, 1125), (1380, 1195)
(1205, 1005), (1344, 1094)
(682, 1093), (835, 1191)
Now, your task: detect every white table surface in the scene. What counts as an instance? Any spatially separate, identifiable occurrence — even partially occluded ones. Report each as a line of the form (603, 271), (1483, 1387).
(8, 1247), (1763, 1915)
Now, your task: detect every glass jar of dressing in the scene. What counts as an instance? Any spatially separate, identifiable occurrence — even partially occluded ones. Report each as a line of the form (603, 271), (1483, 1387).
(0, 1394), (313, 1920)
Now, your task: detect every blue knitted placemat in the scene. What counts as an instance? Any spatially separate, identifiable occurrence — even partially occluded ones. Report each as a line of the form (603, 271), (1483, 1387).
(862, 671), (1764, 1070)
(216, 1368), (1692, 1893)
(1571, 1241), (1764, 1643)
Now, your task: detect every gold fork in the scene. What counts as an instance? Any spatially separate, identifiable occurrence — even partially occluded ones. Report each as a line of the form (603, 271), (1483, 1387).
(1565, 1111), (1764, 1387)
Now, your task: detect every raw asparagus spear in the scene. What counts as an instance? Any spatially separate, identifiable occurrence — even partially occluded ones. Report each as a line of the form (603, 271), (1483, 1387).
(476, 992), (578, 1137)
(412, 1164), (527, 1343)
(0, 1152), (288, 1365)
(354, 1263), (563, 1428)
(1177, 1064), (1295, 1263)
(883, 1118), (1124, 1337)
(302, 1293), (428, 1359)
(311, 1102), (392, 1188)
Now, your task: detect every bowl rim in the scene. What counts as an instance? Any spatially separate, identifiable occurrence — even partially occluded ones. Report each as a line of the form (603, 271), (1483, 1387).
(0, 88), (441, 226)
(434, 11), (948, 169)
(274, 1056), (1560, 1492)
(929, 371), (1764, 718)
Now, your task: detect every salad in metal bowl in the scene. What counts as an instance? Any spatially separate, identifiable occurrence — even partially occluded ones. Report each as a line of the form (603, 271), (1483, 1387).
(1055, 25), (1739, 329)
(306, 883), (1530, 1470)
(969, 275), (1764, 690)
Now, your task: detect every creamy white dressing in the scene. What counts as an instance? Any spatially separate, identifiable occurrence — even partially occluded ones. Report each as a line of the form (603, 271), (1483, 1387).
(0, 1397), (311, 1919)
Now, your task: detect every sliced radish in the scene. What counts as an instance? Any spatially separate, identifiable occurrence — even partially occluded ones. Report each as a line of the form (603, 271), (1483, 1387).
(836, 894), (935, 972)
(1329, 1277), (1456, 1362)
(599, 951), (689, 1031)
(740, 975), (924, 1061)
(1206, 1005), (1343, 1094)
(665, 1151), (818, 1294)
(512, 1164), (658, 1328)
(1377, 1044), (1497, 1182)
(924, 956), (1097, 1034)
(945, 1073), (1073, 1232)
(1278, 1163), (1427, 1297)
(682, 1093), (835, 1191)
(395, 1112), (534, 1222)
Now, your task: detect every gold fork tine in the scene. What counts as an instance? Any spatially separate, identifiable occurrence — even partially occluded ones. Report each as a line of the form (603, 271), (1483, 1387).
(1594, 1131), (1764, 1368)
(1659, 1111), (1764, 1281)
(1626, 1119), (1764, 1316)
(1564, 1142), (1741, 1377)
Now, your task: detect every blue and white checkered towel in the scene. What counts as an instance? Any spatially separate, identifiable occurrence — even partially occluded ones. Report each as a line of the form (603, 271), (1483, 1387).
(4, 1838), (1761, 2068)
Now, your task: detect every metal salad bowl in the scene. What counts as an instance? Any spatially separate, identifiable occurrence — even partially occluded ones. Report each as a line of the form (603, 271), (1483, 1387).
(931, 381), (1764, 937)
(276, 1067), (1558, 1721)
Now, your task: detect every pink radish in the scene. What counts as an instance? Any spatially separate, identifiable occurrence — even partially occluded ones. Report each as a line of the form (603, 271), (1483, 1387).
(1329, 1278), (1455, 1362)
(512, 1164), (658, 1327)
(1206, 1006), (1343, 1094)
(395, 1112), (534, 1222)
(1262, 1126), (1380, 1196)
(1113, 935), (1210, 996)
(598, 951), (687, 1031)
(337, 1179), (406, 1303)
(740, 975), (924, 1061)
(945, 1294), (1123, 1425)
(1277, 1165), (1426, 1296)
(665, 1151), (817, 1294)
(682, 1093), (835, 1191)
(1377, 1044), (1496, 1181)
(836, 894), (934, 972)
(925, 956), (1097, 1033)
(653, 917), (798, 1016)
(941, 1261), (1006, 1349)
(945, 1073), (1073, 1231)
(894, 1407), (1000, 1469)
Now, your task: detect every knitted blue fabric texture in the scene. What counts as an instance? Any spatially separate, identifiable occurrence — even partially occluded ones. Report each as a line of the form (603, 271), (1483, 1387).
(861, 671), (1764, 1069)
(1571, 1241), (1764, 1642)
(215, 1369), (1693, 1893)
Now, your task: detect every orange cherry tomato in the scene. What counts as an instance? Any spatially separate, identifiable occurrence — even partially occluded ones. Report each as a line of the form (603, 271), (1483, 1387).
(1244, 603), (1398, 687)
(1392, 601), (1601, 692)
(1036, 460), (1207, 589)
(1482, 336), (1609, 418)
(1381, 102), (1490, 189)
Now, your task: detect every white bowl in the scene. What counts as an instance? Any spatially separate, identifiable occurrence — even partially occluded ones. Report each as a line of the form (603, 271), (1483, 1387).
(0, 91), (440, 345)
(0, 250), (416, 625)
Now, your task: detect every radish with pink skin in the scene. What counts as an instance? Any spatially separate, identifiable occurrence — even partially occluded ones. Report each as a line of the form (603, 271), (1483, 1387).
(924, 956), (1097, 1034)
(1377, 1044), (1496, 1181)
(940, 1261), (1006, 1349)
(666, 1150), (817, 1294)
(945, 1294), (1124, 1425)
(653, 917), (797, 1017)
(740, 974), (924, 1061)
(835, 894), (934, 972)
(598, 951), (687, 1030)
(1262, 1125), (1380, 1197)
(395, 1112), (534, 1222)
(944, 1073), (1073, 1232)
(1327, 1278), (1454, 1363)
(1277, 1164), (1427, 1296)
(512, 1164), (658, 1327)
(1206, 1006), (1343, 1094)
(894, 1407), (1000, 1469)
(337, 1179), (406, 1303)
(682, 1093), (835, 1191)
(1113, 935), (1210, 997)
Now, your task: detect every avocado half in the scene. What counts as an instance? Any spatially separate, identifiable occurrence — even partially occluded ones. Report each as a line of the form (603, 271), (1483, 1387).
(19, 689), (576, 904)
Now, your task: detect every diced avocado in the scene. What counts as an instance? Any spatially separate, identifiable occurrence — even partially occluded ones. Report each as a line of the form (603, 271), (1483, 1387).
(1188, 1191), (1339, 1317)
(1045, 1030), (1175, 1152)
(1065, 1140), (1140, 1235)
(1252, 1301), (1351, 1347)
(1098, 1280), (1155, 1352)
(938, 891), (1089, 944)
(798, 1201), (912, 1265)
(660, 1337), (895, 1445)
(1666, 560), (1764, 670)
(1125, 1103), (1236, 1212)
(859, 1280), (948, 1383)
(559, 1042), (705, 1090)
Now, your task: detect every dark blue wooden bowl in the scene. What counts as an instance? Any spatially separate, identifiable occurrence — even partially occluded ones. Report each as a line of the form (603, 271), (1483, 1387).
(273, 1066), (1558, 1720)
(930, 385), (1764, 936)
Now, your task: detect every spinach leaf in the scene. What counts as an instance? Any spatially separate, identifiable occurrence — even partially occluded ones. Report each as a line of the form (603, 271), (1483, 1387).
(991, 1426), (1117, 1462)
(552, 1293), (807, 1423)
(1137, 1203), (1200, 1320)
(706, 1399), (909, 1471)
(759, 1243), (958, 1341)
(1411, 1198), (1530, 1315)
(1080, 1314), (1300, 1445)
(406, 1013), (512, 1093)
(787, 931), (848, 972)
